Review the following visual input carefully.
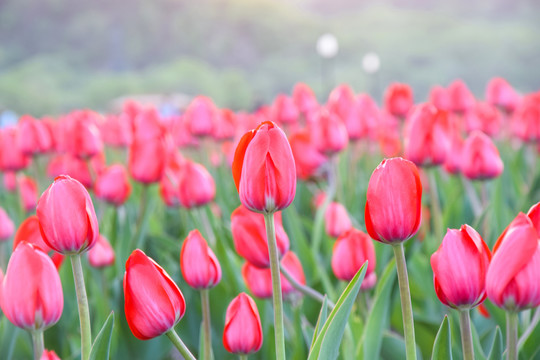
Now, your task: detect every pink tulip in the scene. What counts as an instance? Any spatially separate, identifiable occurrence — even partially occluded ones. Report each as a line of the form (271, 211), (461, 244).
(88, 235), (115, 268)
(288, 129), (327, 180)
(309, 108), (349, 155)
(94, 164), (132, 206)
(448, 80), (475, 114)
(223, 293), (263, 354)
(177, 160), (215, 209)
(180, 230), (221, 289)
(41, 350), (61, 360)
(324, 202), (353, 238)
(461, 130), (504, 180)
(384, 83), (414, 118)
(0, 207), (14, 241)
(18, 175), (38, 213)
(486, 77), (520, 113)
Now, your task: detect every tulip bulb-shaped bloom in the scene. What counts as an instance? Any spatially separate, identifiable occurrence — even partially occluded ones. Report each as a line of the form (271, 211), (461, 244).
(223, 293), (263, 355)
(124, 249), (186, 340)
(309, 108), (349, 155)
(180, 230), (221, 289)
(431, 225), (491, 309)
(461, 131), (504, 180)
(324, 202), (353, 238)
(94, 164), (132, 206)
(448, 80), (475, 114)
(288, 129), (327, 180)
(0, 207), (14, 241)
(332, 229), (377, 289)
(486, 77), (520, 113)
(37, 175), (99, 254)
(41, 350), (61, 360)
(384, 83), (414, 118)
(18, 175), (38, 213)
(177, 160), (216, 209)
(88, 235), (115, 268)
(1, 242), (63, 331)
(232, 121), (296, 213)
(365, 157), (423, 244)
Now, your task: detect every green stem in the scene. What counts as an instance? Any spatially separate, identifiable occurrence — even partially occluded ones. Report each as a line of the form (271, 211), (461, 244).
(392, 243), (417, 360)
(238, 355), (248, 360)
(197, 207), (216, 247)
(201, 289), (213, 360)
(279, 263), (335, 310)
(462, 178), (482, 218)
(31, 330), (44, 360)
(459, 309), (474, 360)
(70, 254), (92, 360)
(134, 185), (150, 249)
(518, 307), (540, 349)
(428, 169), (443, 243)
(264, 212), (286, 360)
(166, 329), (197, 360)
(312, 157), (337, 255)
(507, 312), (518, 360)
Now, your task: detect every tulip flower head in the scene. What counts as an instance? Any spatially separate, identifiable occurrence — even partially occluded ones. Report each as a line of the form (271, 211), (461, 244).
(324, 202), (353, 238)
(87, 235), (115, 268)
(232, 121), (296, 213)
(41, 350), (61, 360)
(180, 229), (221, 289)
(94, 164), (132, 206)
(223, 293), (263, 355)
(0, 207), (14, 241)
(461, 130), (504, 180)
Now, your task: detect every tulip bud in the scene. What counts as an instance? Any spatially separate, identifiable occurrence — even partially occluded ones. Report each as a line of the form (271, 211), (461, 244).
(511, 92), (540, 142)
(461, 130), (504, 180)
(180, 230), (221, 289)
(18, 175), (38, 213)
(183, 96), (218, 137)
(231, 205), (290, 268)
(271, 95), (299, 125)
(178, 160), (215, 209)
(17, 115), (53, 155)
(486, 213), (540, 311)
(223, 293), (263, 354)
(429, 85), (451, 112)
(448, 79), (475, 114)
(232, 121), (296, 213)
(292, 83), (319, 116)
(365, 157), (422, 244)
(486, 77), (520, 113)
(431, 225), (491, 309)
(331, 229), (377, 289)
(288, 129), (327, 180)
(324, 202), (352, 238)
(3, 171), (17, 193)
(0, 207), (14, 242)
(88, 235), (115, 268)
(41, 350), (61, 360)
(0, 127), (31, 172)
(94, 164), (132, 206)
(1, 242), (63, 331)
(384, 83), (414, 118)
(309, 108), (349, 155)
(464, 102), (501, 137)
(124, 249), (186, 340)
(344, 94), (379, 141)
(37, 175), (99, 254)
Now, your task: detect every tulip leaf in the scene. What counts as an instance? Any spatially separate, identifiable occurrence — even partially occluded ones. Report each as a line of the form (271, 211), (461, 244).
(518, 311), (540, 360)
(89, 311), (115, 360)
(356, 258), (397, 359)
(309, 296), (328, 352)
(486, 326), (502, 360)
(471, 319), (487, 360)
(431, 316), (452, 360)
(307, 262), (367, 360)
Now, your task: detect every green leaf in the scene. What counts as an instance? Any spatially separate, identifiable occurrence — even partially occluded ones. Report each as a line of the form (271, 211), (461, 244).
(431, 316), (452, 360)
(486, 326), (503, 360)
(89, 312), (115, 360)
(307, 262), (367, 360)
(309, 296), (329, 352)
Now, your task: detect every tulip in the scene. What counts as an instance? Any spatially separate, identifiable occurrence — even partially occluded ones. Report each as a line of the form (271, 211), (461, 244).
(443, 129), (465, 175)
(0, 127), (31, 172)
(384, 83), (414, 118)
(183, 96), (218, 137)
(309, 108), (349, 155)
(180, 230), (221, 289)
(324, 202), (352, 238)
(213, 108), (236, 141)
(59, 110), (104, 159)
(99, 114), (133, 148)
(375, 111), (402, 157)
(448, 79), (475, 114)
(4, 171), (17, 192)
(429, 85), (452, 111)
(87, 235), (115, 268)
(0, 207), (14, 242)
(231, 205), (290, 268)
(177, 160), (215, 209)
(331, 229), (377, 289)
(292, 83), (319, 116)
(511, 92), (540, 142)
(464, 102), (501, 136)
(94, 164), (132, 206)
(288, 129), (327, 180)
(18, 175), (38, 213)
(271, 94), (299, 125)
(486, 77), (520, 113)
(344, 94), (379, 141)
(327, 84), (356, 122)
(41, 350), (61, 360)
(17, 115), (53, 155)
(223, 293), (263, 355)
(461, 130), (504, 180)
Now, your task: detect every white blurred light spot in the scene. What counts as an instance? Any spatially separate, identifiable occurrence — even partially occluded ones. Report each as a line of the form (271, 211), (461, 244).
(362, 52), (380, 74)
(316, 34), (339, 59)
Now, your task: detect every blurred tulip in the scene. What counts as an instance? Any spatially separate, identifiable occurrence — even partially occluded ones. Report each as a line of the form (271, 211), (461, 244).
(87, 235), (115, 268)
(292, 83), (319, 116)
(60, 110), (104, 159)
(429, 85), (452, 111)
(365, 157), (422, 244)
(124, 249), (186, 340)
(0, 207), (14, 241)
(94, 164), (132, 206)
(213, 109), (237, 141)
(41, 350), (61, 360)
(309, 108), (349, 155)
(443, 130), (465, 175)
(183, 96), (218, 137)
(375, 111), (402, 157)
(223, 293), (263, 355)
(486, 213), (540, 311)
(37, 175), (99, 254)
(17, 115), (53, 155)
(431, 225), (491, 309)
(384, 83), (414, 118)
(100, 114), (133, 148)
(46, 153), (102, 188)
(18, 175), (38, 212)
(344, 94), (379, 141)
(3, 171), (17, 192)
(461, 130), (504, 180)
(464, 102), (501, 136)
(232, 121), (296, 213)
(231, 205), (289, 268)
(511, 92), (540, 142)
(159, 152), (184, 207)
(0, 127), (31, 172)
(180, 230), (221, 289)
(271, 94), (299, 125)
(324, 202), (352, 238)
(486, 77), (520, 113)
(288, 129), (327, 180)
(448, 79), (475, 114)
(327, 84), (355, 121)
(331, 229), (377, 289)
(177, 160), (215, 209)
(1, 242), (63, 331)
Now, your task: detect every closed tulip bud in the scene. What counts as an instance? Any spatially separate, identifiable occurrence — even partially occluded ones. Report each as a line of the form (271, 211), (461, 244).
(223, 293), (263, 354)
(183, 96), (218, 137)
(384, 83), (414, 118)
(486, 77), (520, 113)
(99, 114), (133, 148)
(461, 130), (504, 180)
(88, 235), (115, 268)
(4, 171), (17, 193)
(60, 110), (104, 159)
(213, 109), (237, 141)
(365, 157), (422, 244)
(309, 108), (349, 155)
(37, 175), (99, 254)
(429, 85), (452, 111)
(0, 207), (14, 241)
(1, 242), (63, 331)
(180, 230), (221, 289)
(0, 127), (31, 172)
(124, 249), (186, 340)
(448, 79), (475, 114)
(17, 115), (53, 155)
(344, 94), (379, 141)
(324, 202), (352, 238)
(271, 94), (299, 125)
(486, 213), (540, 311)
(443, 130), (464, 175)
(511, 92), (540, 142)
(231, 205), (290, 268)
(292, 83), (319, 116)
(178, 160), (215, 208)
(18, 175), (38, 213)
(288, 129), (327, 180)
(232, 121), (296, 213)
(94, 164), (132, 206)
(332, 229), (377, 289)
(431, 225), (491, 309)
(327, 84), (356, 121)
(41, 350), (61, 360)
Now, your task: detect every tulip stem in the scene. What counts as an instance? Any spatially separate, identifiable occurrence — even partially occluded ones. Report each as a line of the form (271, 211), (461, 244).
(264, 212), (287, 360)
(518, 307), (540, 349)
(166, 329), (197, 360)
(70, 254), (92, 360)
(459, 309), (474, 360)
(507, 311), (518, 360)
(134, 185), (150, 249)
(201, 289), (213, 360)
(312, 156), (337, 255)
(428, 169), (443, 243)
(239, 355), (248, 360)
(31, 330), (44, 360)
(392, 243), (417, 360)
(279, 264), (335, 310)
(197, 207), (216, 247)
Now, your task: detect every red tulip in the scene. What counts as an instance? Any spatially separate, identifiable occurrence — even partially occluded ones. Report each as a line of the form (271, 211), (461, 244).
(124, 249), (186, 340)
(486, 77), (520, 113)
(180, 230), (221, 289)
(486, 213), (540, 311)
(17, 115), (53, 155)
(431, 225), (491, 309)
(429, 85), (452, 111)
(327, 84), (355, 121)
(511, 92), (540, 142)
(37, 175), (99, 254)
(213, 109), (237, 141)
(0, 207), (14, 241)
(384, 83), (414, 118)
(292, 83), (319, 116)
(324, 202), (352, 238)
(223, 293), (263, 354)
(88, 235), (115, 268)
(59, 110), (104, 159)
(448, 80), (475, 114)
(288, 129), (327, 180)
(183, 96), (218, 137)
(443, 129), (465, 175)
(232, 121), (296, 213)
(99, 114), (133, 148)
(231, 205), (289, 268)
(0, 127), (31, 172)
(344, 94), (379, 141)
(0, 242), (63, 330)
(331, 229), (377, 289)
(464, 102), (501, 136)
(3, 171), (16, 192)
(178, 160), (215, 208)
(94, 164), (132, 206)
(41, 350), (61, 360)
(18, 175), (38, 213)
(461, 130), (504, 180)
(365, 157), (422, 244)
(271, 94), (299, 125)
(309, 108), (349, 155)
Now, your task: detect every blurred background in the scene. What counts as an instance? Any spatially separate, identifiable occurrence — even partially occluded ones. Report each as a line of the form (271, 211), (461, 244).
(0, 0), (539, 116)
